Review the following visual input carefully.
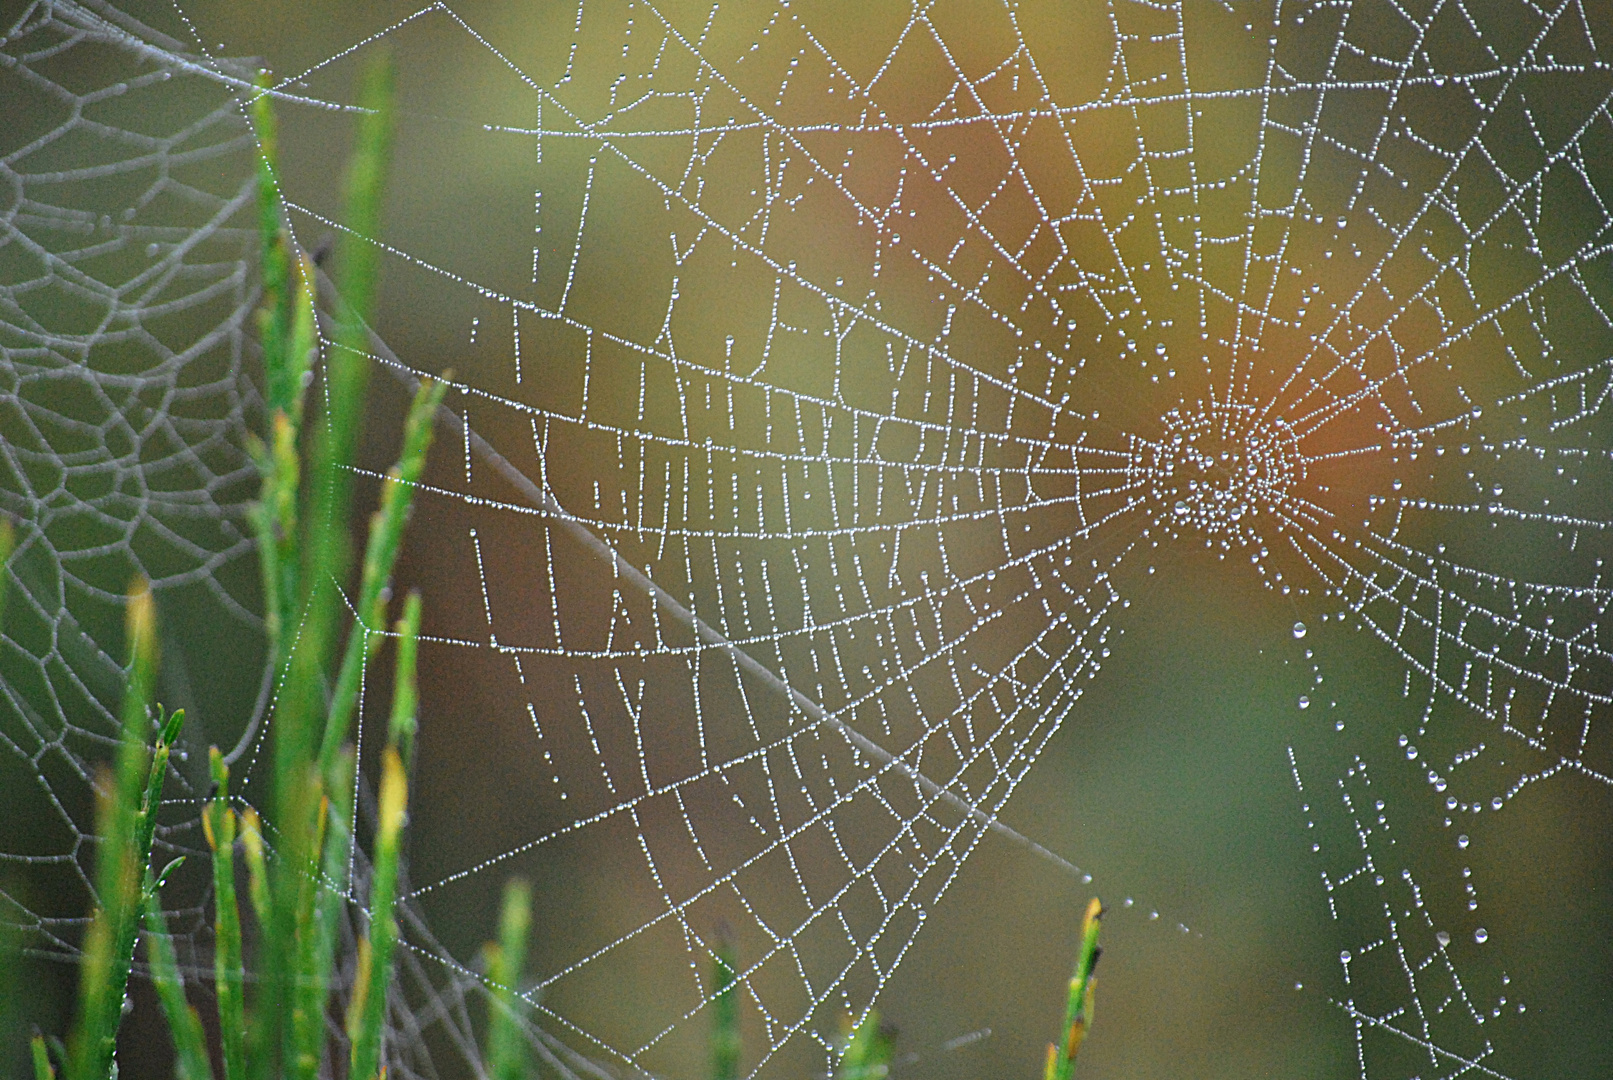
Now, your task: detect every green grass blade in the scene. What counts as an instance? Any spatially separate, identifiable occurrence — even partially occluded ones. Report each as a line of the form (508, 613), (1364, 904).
(142, 867), (214, 1080)
(238, 808), (272, 933)
(250, 73), (294, 421)
(65, 583), (159, 1080)
(253, 255), (317, 675)
(299, 46), (395, 669)
(332, 48), (394, 363)
(31, 1035), (55, 1080)
(204, 749), (246, 1080)
(346, 594), (423, 1080)
(321, 376), (446, 778)
(485, 878), (532, 1080)
(239, 799), (274, 1080)
(1045, 897), (1102, 1080)
(387, 591), (423, 767)
(131, 707), (184, 889)
(346, 746), (408, 1080)
(270, 52), (394, 1077)
(290, 752), (355, 1080)
(285, 252), (317, 431)
(283, 787), (330, 1080)
(710, 938), (740, 1080)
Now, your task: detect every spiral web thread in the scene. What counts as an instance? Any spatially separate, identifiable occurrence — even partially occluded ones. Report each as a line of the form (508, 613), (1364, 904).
(4, 0), (1613, 1078)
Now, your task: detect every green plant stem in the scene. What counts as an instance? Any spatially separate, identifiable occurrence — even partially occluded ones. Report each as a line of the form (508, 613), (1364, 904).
(141, 868), (213, 1080)
(485, 878), (532, 1080)
(387, 590), (423, 762)
(204, 749), (246, 1080)
(263, 50), (394, 1080)
(247, 70), (311, 1080)
(290, 749), (356, 1080)
(250, 72), (294, 421)
(280, 788), (328, 1080)
(320, 377), (446, 782)
(295, 45), (395, 725)
(247, 72), (303, 673)
(238, 806), (272, 932)
(346, 595), (424, 1080)
(64, 583), (161, 1080)
(346, 746), (408, 1080)
(250, 257), (316, 678)
(31, 1035), (55, 1080)
(1044, 898), (1102, 1080)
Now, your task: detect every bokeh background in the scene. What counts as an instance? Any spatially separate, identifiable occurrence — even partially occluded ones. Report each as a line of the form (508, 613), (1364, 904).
(3, 0), (1612, 1078)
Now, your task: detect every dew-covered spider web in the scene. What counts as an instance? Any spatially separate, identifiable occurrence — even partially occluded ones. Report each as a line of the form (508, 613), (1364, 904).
(0, 0), (262, 975)
(4, 0), (1613, 1077)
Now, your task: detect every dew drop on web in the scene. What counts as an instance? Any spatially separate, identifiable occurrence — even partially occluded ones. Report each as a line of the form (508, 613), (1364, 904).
(1293, 621), (1306, 638)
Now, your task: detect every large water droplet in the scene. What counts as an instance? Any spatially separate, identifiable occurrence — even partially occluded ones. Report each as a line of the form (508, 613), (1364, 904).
(1457, 834), (1470, 849)
(1174, 500), (1189, 515)
(1298, 696), (1310, 709)
(1435, 931), (1451, 948)
(1293, 621), (1307, 638)
(1474, 928), (1489, 944)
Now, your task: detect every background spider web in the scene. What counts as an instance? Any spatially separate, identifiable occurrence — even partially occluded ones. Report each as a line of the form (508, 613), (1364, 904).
(0, 0), (262, 1011)
(4, 0), (1613, 1078)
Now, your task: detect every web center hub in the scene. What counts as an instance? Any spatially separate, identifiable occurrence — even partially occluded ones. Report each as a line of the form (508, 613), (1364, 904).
(1136, 400), (1304, 542)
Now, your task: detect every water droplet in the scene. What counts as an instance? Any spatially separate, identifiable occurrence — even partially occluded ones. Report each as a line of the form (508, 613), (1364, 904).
(1339, 950), (1351, 963)
(1457, 834), (1470, 849)
(1174, 500), (1189, 515)
(1298, 696), (1310, 709)
(1491, 797), (1503, 810)
(1293, 621), (1306, 638)
(1474, 928), (1489, 944)
(1435, 931), (1451, 947)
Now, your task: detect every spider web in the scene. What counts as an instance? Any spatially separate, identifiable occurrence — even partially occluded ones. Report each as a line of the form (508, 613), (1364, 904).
(0, 0), (261, 966)
(4, 0), (1613, 1077)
